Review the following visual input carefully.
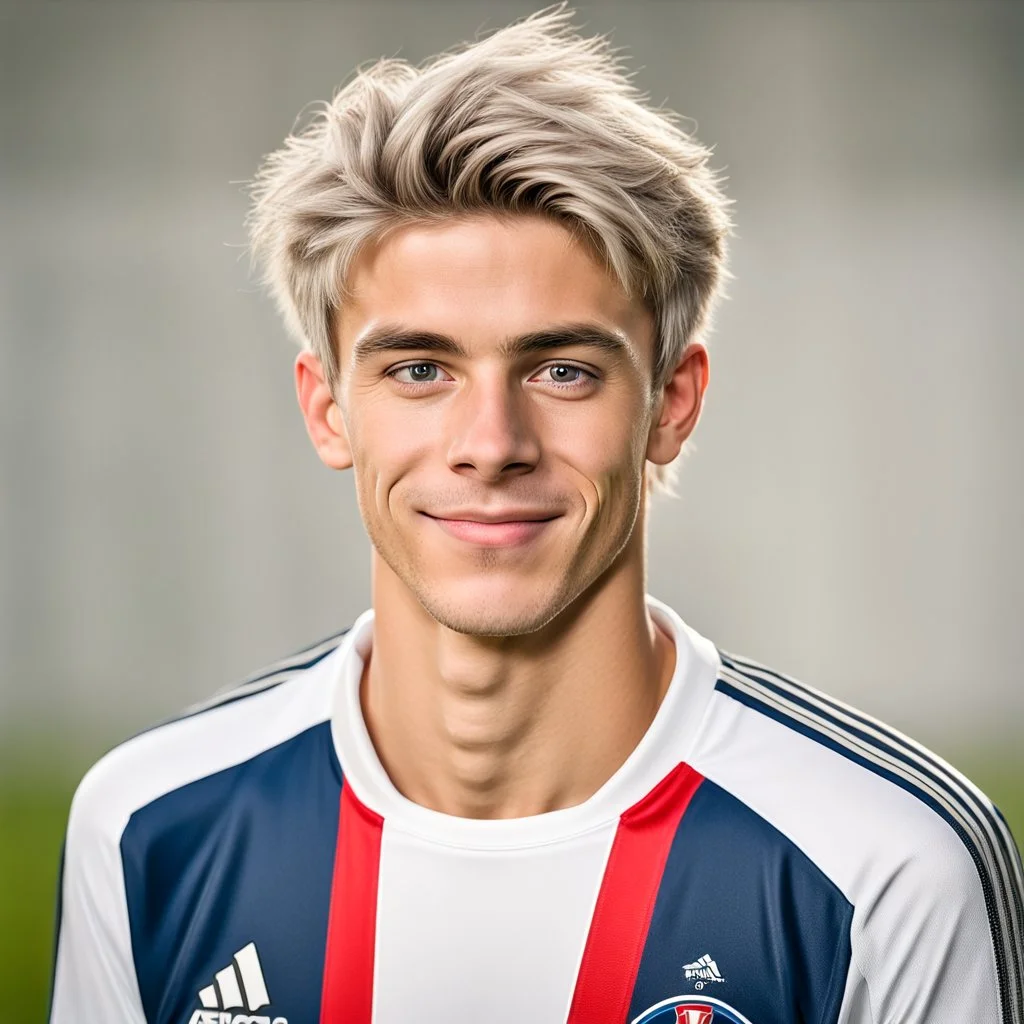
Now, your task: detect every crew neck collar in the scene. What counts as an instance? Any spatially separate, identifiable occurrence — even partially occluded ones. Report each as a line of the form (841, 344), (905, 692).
(329, 596), (720, 849)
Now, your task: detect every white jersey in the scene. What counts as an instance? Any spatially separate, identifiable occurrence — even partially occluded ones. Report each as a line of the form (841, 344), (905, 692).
(50, 598), (1024, 1024)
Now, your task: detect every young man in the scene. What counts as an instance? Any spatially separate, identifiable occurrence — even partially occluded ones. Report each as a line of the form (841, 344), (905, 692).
(51, 9), (1022, 1024)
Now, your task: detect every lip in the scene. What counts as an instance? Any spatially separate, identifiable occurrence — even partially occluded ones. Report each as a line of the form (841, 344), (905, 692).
(422, 510), (560, 547)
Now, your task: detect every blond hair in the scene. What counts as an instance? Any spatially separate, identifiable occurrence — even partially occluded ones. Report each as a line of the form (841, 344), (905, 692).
(248, 5), (731, 486)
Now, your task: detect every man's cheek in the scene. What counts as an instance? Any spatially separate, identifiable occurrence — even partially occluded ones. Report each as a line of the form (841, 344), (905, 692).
(563, 433), (642, 507)
(363, 459), (429, 534)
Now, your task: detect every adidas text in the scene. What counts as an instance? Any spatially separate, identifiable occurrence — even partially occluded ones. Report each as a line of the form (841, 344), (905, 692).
(187, 1013), (286, 1024)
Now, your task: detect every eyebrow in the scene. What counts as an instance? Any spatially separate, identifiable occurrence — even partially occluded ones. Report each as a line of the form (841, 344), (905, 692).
(351, 322), (632, 365)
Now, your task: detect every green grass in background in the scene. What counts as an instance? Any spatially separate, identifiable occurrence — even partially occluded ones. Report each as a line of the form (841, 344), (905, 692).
(1, 750), (1021, 1024)
(0, 777), (70, 1024)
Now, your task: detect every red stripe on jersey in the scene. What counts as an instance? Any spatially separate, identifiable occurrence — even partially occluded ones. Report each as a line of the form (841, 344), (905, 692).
(320, 781), (384, 1024)
(566, 763), (705, 1024)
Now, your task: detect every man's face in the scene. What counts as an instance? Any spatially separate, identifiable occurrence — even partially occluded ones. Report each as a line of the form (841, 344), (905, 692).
(333, 214), (662, 637)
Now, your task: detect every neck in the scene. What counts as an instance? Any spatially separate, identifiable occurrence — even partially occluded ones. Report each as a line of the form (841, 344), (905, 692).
(360, 529), (675, 819)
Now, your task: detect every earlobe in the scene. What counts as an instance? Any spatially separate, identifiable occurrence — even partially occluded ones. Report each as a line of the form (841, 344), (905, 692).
(295, 351), (354, 471)
(645, 343), (709, 466)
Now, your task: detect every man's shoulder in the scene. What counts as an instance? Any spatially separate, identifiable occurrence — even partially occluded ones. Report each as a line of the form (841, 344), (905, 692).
(693, 647), (1023, 987)
(66, 628), (351, 852)
(699, 647), (1017, 864)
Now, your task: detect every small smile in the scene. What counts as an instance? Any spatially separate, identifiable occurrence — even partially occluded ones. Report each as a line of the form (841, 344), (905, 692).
(422, 511), (561, 547)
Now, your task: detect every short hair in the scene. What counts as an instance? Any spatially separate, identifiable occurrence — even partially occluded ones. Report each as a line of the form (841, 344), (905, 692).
(248, 4), (731, 488)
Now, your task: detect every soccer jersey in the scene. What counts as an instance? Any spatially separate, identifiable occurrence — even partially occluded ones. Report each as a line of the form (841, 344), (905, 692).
(50, 598), (1024, 1024)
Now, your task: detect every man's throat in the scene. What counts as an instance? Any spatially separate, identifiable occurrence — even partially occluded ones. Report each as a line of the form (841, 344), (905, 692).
(358, 612), (674, 820)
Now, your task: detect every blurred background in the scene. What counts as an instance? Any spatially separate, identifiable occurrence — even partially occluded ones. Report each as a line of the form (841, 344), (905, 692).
(1, 0), (1022, 1020)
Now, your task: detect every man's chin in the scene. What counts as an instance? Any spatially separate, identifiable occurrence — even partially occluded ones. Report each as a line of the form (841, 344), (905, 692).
(420, 604), (557, 639)
(413, 580), (568, 638)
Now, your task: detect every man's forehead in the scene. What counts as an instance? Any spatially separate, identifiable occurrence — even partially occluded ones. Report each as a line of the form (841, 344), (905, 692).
(336, 214), (654, 357)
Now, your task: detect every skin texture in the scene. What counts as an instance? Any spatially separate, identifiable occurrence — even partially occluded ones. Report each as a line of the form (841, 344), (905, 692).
(296, 213), (708, 817)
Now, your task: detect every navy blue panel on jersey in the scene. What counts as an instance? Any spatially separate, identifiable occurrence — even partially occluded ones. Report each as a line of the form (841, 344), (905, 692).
(627, 779), (853, 1024)
(121, 722), (342, 1024)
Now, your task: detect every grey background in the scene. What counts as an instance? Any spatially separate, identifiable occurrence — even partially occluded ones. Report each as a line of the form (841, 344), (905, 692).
(2, 0), (1022, 756)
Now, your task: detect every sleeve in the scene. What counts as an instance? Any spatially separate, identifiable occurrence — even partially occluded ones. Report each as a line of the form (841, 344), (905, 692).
(838, 805), (1024, 1024)
(49, 766), (147, 1024)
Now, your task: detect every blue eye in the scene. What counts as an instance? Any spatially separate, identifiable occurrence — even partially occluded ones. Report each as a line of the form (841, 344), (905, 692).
(394, 363), (442, 383)
(548, 365), (583, 383)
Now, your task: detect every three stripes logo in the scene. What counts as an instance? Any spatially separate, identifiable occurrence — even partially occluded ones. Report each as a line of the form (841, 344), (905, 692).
(682, 953), (725, 990)
(187, 942), (287, 1024)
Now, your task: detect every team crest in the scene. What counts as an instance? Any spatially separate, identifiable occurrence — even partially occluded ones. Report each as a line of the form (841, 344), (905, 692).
(676, 1005), (714, 1024)
(631, 996), (756, 1024)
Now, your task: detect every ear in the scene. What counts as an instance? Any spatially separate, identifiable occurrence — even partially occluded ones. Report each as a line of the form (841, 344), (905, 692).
(646, 343), (709, 466)
(295, 351), (353, 471)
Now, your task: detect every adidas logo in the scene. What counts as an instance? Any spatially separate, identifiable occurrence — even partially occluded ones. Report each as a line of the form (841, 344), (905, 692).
(682, 952), (725, 990)
(187, 942), (287, 1024)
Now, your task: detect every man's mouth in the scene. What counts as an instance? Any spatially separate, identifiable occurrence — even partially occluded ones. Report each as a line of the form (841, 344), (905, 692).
(421, 510), (561, 547)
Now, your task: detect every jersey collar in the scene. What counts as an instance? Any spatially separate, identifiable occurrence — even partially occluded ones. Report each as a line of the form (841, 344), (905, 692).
(329, 595), (721, 849)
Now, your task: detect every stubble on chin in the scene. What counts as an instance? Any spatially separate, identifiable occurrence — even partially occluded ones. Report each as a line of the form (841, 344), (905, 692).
(369, 527), (637, 641)
(413, 584), (573, 639)
(379, 543), (574, 638)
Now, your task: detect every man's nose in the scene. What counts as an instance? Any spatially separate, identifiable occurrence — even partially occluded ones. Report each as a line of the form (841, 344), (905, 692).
(445, 377), (541, 481)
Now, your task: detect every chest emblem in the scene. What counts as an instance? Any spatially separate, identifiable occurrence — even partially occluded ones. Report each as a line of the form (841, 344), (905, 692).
(675, 1007), (715, 1024)
(632, 996), (755, 1024)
